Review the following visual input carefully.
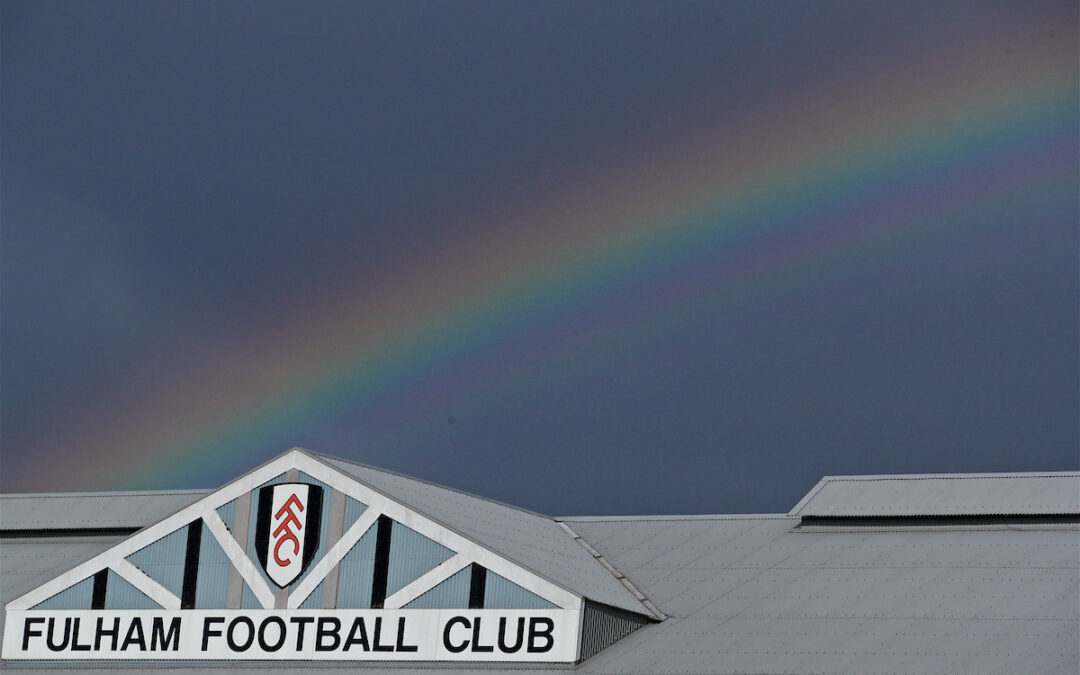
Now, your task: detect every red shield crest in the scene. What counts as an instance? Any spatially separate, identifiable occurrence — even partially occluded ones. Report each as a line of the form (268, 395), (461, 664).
(255, 483), (323, 588)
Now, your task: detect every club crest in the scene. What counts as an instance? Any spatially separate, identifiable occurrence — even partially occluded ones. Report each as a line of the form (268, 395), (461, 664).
(255, 483), (323, 588)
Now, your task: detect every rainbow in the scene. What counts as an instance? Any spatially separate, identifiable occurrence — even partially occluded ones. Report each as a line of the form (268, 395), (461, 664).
(12, 25), (1077, 491)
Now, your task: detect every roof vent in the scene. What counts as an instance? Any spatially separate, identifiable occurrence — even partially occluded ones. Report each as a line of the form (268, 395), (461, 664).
(790, 472), (1080, 519)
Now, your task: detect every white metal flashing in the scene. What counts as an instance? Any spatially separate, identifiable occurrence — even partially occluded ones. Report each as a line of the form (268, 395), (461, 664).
(556, 521), (665, 621)
(788, 477), (832, 516)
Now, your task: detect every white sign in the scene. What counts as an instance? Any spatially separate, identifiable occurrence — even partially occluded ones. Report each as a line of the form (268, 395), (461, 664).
(2, 609), (580, 662)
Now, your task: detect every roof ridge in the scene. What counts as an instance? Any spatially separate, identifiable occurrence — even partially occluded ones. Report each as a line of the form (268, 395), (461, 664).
(557, 521), (666, 621)
(310, 450), (555, 520)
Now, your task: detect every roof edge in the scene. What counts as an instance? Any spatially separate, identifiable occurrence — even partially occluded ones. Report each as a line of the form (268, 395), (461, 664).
(815, 471), (1080, 481)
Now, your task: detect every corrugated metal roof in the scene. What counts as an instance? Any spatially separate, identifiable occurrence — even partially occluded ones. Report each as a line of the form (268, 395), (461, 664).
(563, 515), (1079, 675)
(0, 490), (211, 530)
(316, 454), (655, 618)
(790, 472), (1080, 517)
(0, 534), (128, 647)
(4, 514), (1075, 674)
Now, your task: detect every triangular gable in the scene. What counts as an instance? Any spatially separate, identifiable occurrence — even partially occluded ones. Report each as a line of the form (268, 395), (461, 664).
(7, 449), (581, 613)
(320, 456), (656, 616)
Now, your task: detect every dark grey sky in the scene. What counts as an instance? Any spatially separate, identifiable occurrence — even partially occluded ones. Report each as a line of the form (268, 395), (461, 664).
(2, 1), (1077, 515)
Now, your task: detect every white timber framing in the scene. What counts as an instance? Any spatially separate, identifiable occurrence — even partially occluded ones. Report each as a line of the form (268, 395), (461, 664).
(382, 553), (471, 609)
(109, 559), (181, 610)
(201, 511), (275, 609)
(7, 449), (581, 613)
(286, 506), (381, 608)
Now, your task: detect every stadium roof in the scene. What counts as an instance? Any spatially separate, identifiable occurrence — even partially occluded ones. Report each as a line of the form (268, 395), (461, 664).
(2, 450), (1077, 674)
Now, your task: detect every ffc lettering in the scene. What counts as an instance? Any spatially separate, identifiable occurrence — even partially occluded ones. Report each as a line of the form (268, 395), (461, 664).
(255, 483), (323, 587)
(273, 494), (304, 566)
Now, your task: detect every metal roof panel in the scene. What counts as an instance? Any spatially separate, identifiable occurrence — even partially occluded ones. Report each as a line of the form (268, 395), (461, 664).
(789, 472), (1080, 517)
(565, 516), (1078, 674)
(0, 535), (128, 647)
(0, 491), (211, 530)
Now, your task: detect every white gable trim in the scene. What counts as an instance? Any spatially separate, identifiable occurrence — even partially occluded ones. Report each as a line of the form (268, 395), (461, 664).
(293, 452), (581, 610)
(7, 455), (291, 610)
(202, 511), (275, 609)
(383, 553), (471, 609)
(7, 449), (581, 612)
(110, 559), (181, 610)
(286, 505), (381, 609)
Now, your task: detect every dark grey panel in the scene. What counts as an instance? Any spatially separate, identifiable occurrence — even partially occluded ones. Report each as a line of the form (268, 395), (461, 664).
(579, 600), (650, 663)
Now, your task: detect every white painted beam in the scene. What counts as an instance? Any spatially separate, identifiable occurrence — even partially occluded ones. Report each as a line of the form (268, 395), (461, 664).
(287, 506), (380, 609)
(383, 553), (471, 609)
(202, 511), (275, 609)
(110, 559), (182, 610)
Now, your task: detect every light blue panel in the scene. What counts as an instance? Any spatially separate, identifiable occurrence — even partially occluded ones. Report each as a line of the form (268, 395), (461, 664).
(33, 576), (94, 610)
(194, 526), (232, 609)
(484, 570), (557, 609)
(126, 526), (187, 598)
(104, 570), (157, 609)
(217, 498), (238, 533)
(343, 496), (368, 531)
(336, 527), (377, 608)
(405, 566), (471, 609)
(385, 521), (455, 598)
